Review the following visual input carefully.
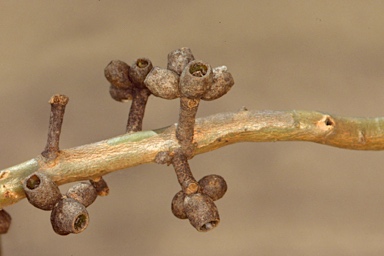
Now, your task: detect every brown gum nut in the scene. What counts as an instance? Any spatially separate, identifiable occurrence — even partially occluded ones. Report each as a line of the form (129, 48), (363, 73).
(198, 174), (228, 201)
(109, 84), (133, 102)
(22, 172), (62, 211)
(171, 190), (187, 219)
(202, 66), (235, 101)
(50, 197), (89, 236)
(104, 60), (132, 89)
(0, 209), (11, 234)
(179, 60), (213, 99)
(128, 58), (153, 87)
(144, 67), (180, 99)
(66, 182), (98, 208)
(184, 193), (220, 232)
(167, 47), (195, 75)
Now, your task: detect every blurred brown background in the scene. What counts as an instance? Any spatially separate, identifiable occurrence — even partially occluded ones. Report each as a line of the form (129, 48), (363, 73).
(2, 1), (384, 255)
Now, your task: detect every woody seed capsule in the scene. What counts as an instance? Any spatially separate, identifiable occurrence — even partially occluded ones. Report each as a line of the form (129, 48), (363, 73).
(167, 47), (195, 75)
(104, 60), (132, 89)
(179, 60), (213, 99)
(198, 174), (227, 201)
(184, 193), (220, 232)
(201, 66), (234, 101)
(128, 58), (153, 87)
(144, 67), (180, 99)
(171, 190), (187, 219)
(23, 172), (62, 211)
(105, 60), (133, 102)
(66, 182), (98, 208)
(0, 209), (11, 234)
(50, 197), (89, 236)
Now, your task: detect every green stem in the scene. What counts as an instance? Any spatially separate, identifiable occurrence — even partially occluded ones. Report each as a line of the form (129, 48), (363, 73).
(2, 109), (384, 209)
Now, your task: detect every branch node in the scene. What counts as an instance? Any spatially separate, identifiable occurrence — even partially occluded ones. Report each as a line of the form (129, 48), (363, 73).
(317, 115), (335, 131)
(155, 151), (173, 165)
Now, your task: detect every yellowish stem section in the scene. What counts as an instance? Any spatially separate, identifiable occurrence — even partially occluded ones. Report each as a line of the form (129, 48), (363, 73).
(1, 109), (384, 208)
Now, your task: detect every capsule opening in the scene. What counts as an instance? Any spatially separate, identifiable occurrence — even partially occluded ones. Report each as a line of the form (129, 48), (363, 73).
(189, 63), (208, 77)
(74, 214), (88, 232)
(137, 58), (149, 68)
(199, 220), (219, 232)
(26, 174), (41, 189)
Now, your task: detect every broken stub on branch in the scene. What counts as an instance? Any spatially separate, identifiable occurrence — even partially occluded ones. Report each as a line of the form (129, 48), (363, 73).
(4, 47), (234, 236)
(20, 93), (111, 235)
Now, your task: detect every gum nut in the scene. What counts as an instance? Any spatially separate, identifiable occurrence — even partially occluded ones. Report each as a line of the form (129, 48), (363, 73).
(171, 190), (187, 219)
(198, 174), (228, 201)
(50, 197), (89, 236)
(167, 47), (195, 75)
(104, 60), (132, 89)
(144, 67), (180, 99)
(22, 172), (62, 211)
(202, 66), (234, 101)
(179, 60), (213, 98)
(0, 210), (11, 234)
(184, 193), (220, 232)
(66, 182), (98, 208)
(128, 58), (153, 86)
(109, 84), (133, 102)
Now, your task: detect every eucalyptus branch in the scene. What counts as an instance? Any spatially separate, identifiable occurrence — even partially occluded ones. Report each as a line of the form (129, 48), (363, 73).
(1, 109), (384, 209)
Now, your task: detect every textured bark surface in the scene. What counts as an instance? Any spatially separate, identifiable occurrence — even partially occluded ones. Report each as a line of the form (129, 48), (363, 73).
(41, 95), (69, 161)
(126, 87), (151, 132)
(176, 97), (200, 156)
(2, 2), (384, 255)
(2, 109), (384, 209)
(171, 150), (199, 194)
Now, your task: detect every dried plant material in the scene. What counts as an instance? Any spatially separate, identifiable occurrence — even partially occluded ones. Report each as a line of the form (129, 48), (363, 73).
(184, 193), (220, 232)
(179, 60), (213, 99)
(144, 67), (180, 99)
(50, 198), (89, 236)
(202, 66), (234, 101)
(198, 174), (227, 201)
(171, 190), (187, 219)
(104, 60), (132, 89)
(171, 151), (199, 195)
(66, 182), (97, 208)
(41, 94), (69, 161)
(0, 209), (11, 234)
(90, 177), (110, 196)
(128, 58), (153, 87)
(167, 47), (195, 75)
(22, 172), (62, 211)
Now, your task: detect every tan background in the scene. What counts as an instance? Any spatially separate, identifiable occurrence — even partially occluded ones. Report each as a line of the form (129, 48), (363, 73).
(1, 1), (384, 255)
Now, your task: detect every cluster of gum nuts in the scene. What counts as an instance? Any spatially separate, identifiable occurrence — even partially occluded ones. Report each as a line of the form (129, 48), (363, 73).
(171, 174), (228, 231)
(22, 172), (107, 235)
(105, 47), (234, 232)
(9, 47), (234, 236)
